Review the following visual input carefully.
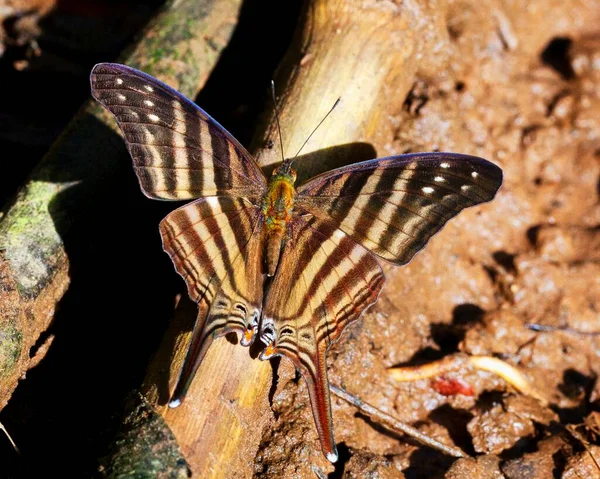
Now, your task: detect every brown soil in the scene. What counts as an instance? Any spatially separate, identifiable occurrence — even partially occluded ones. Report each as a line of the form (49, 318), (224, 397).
(0, 0), (599, 478)
(253, 1), (600, 478)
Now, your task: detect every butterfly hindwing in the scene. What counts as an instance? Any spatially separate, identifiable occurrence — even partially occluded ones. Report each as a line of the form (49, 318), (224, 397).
(160, 196), (265, 403)
(262, 215), (385, 461)
(90, 63), (267, 200)
(296, 153), (503, 265)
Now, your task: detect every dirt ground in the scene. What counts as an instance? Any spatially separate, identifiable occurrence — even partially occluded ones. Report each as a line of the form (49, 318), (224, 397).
(252, 1), (600, 478)
(0, 0), (599, 478)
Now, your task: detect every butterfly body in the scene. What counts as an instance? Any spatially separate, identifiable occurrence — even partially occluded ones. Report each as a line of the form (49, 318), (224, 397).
(90, 63), (503, 463)
(262, 165), (297, 276)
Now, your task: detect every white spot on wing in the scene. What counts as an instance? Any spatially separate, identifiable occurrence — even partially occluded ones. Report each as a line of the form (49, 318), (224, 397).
(434, 176), (445, 182)
(148, 113), (160, 122)
(461, 185), (470, 191)
(440, 162), (450, 168)
(117, 94), (126, 101)
(115, 78), (123, 85)
(144, 100), (155, 107)
(422, 186), (435, 194)
(144, 85), (154, 92)
(471, 171), (479, 178)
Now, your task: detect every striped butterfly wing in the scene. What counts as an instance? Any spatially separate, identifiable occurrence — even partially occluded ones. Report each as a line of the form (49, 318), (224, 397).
(265, 152), (502, 460)
(160, 196), (265, 404)
(262, 215), (385, 462)
(90, 63), (269, 404)
(295, 152), (503, 265)
(90, 63), (267, 200)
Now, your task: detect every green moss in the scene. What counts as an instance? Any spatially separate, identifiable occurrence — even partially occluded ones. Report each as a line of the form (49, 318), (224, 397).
(0, 320), (22, 378)
(0, 180), (70, 298)
(127, 0), (222, 99)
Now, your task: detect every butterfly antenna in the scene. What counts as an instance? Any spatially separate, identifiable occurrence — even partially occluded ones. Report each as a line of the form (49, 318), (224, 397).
(294, 97), (341, 158)
(271, 80), (285, 164)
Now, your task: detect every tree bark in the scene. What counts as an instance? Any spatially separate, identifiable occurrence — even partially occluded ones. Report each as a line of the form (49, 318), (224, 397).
(0, 0), (243, 409)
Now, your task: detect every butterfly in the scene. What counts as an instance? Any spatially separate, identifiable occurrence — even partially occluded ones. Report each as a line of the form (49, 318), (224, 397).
(90, 63), (503, 463)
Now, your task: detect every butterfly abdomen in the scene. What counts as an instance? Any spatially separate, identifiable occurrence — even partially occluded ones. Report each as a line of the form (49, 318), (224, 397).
(262, 168), (297, 276)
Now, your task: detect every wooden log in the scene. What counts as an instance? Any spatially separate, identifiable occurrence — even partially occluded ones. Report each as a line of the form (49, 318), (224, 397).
(136, 1), (444, 477)
(0, 0), (243, 410)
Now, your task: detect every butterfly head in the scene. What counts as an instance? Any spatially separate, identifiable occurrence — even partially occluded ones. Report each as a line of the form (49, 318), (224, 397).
(271, 159), (297, 183)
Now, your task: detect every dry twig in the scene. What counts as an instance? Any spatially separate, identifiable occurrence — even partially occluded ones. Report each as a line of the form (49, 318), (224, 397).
(0, 420), (19, 454)
(330, 384), (466, 458)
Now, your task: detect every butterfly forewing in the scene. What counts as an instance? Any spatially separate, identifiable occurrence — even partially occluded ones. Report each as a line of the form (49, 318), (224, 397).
(90, 63), (267, 200)
(296, 153), (503, 265)
(160, 196), (265, 403)
(263, 215), (385, 461)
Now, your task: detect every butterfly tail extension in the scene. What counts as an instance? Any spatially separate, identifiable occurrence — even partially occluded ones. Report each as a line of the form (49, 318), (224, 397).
(300, 347), (339, 463)
(257, 313), (338, 461)
(170, 297), (262, 407)
(169, 300), (213, 407)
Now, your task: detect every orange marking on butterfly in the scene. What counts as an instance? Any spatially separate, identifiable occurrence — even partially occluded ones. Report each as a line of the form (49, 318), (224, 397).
(243, 328), (254, 343)
(261, 343), (276, 360)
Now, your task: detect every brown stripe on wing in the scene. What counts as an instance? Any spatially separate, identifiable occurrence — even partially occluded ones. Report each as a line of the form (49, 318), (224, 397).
(161, 197), (251, 299)
(90, 63), (267, 200)
(160, 196), (266, 405)
(296, 152), (502, 265)
(262, 215), (384, 462)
